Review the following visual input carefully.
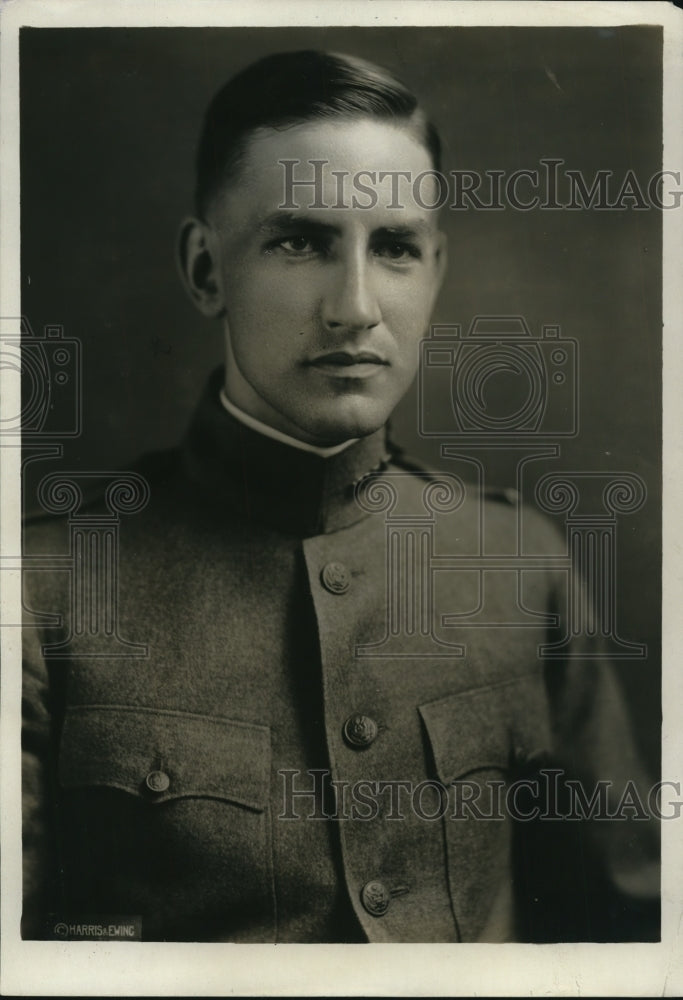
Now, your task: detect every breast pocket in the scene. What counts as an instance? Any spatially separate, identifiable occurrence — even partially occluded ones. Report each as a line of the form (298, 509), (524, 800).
(58, 705), (274, 941)
(419, 674), (552, 942)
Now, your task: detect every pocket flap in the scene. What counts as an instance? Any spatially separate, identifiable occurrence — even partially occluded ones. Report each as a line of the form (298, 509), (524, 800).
(419, 675), (552, 783)
(59, 705), (271, 811)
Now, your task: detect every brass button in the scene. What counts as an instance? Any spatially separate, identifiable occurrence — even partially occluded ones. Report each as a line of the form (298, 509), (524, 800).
(361, 880), (391, 917)
(321, 562), (351, 595)
(343, 714), (378, 749)
(145, 769), (170, 793)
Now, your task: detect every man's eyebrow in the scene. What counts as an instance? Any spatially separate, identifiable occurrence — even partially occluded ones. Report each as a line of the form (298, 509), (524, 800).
(256, 212), (341, 237)
(256, 212), (434, 240)
(373, 222), (433, 240)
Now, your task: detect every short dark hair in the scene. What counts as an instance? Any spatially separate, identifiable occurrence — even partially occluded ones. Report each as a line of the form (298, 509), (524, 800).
(195, 49), (441, 217)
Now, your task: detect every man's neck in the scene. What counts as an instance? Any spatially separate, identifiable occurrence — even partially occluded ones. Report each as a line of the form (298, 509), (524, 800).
(219, 387), (358, 458)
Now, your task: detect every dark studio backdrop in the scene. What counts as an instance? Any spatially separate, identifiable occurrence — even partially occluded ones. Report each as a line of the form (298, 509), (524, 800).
(20, 26), (662, 776)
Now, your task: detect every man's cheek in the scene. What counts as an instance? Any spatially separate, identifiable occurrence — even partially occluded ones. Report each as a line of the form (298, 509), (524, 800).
(233, 274), (316, 319)
(386, 306), (433, 348)
(385, 280), (435, 317)
(227, 290), (295, 333)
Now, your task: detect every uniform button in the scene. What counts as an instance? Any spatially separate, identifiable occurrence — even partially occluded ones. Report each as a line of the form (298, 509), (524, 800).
(361, 880), (391, 917)
(343, 714), (378, 749)
(145, 769), (170, 793)
(320, 562), (351, 595)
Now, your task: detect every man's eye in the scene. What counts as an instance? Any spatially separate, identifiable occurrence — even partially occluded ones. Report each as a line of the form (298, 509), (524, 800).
(275, 235), (320, 255)
(374, 241), (422, 262)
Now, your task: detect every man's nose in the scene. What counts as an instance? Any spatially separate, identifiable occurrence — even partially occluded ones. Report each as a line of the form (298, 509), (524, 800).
(321, 255), (381, 333)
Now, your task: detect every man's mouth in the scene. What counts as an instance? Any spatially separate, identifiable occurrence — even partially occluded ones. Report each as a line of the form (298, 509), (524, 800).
(306, 351), (389, 378)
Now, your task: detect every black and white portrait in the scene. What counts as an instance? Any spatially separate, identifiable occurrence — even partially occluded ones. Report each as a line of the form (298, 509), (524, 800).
(2, 2), (681, 996)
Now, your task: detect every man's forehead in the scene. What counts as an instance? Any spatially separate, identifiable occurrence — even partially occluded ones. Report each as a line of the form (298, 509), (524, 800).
(212, 118), (442, 231)
(244, 116), (433, 170)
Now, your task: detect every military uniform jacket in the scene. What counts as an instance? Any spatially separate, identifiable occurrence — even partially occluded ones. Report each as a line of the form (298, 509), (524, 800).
(22, 369), (659, 943)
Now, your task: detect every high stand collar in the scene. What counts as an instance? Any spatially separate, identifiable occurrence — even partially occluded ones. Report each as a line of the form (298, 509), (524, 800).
(181, 368), (392, 537)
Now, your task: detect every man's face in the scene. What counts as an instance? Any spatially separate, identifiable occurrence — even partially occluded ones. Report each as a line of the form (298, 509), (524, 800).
(206, 118), (446, 445)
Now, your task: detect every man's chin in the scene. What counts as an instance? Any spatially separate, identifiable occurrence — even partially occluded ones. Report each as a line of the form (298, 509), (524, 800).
(296, 406), (390, 447)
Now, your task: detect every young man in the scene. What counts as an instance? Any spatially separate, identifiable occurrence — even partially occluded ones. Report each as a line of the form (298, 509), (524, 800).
(22, 50), (658, 943)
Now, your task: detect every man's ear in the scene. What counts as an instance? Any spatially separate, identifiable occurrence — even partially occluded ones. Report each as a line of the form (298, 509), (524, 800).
(176, 217), (226, 319)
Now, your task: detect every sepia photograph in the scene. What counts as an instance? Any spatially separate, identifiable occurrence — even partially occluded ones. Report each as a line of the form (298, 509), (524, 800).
(1, 1), (681, 995)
